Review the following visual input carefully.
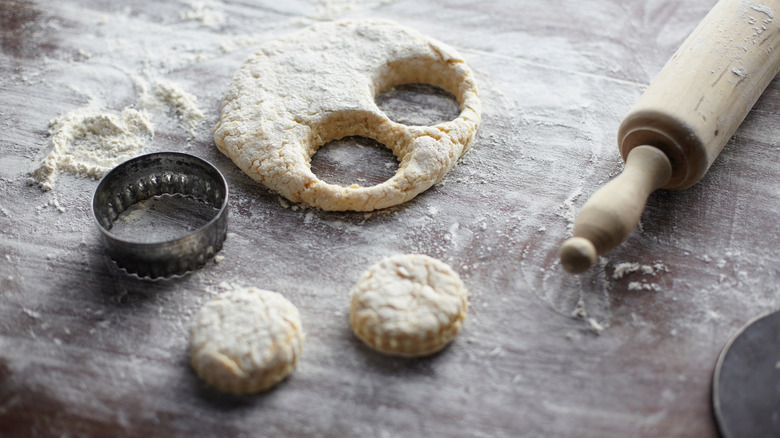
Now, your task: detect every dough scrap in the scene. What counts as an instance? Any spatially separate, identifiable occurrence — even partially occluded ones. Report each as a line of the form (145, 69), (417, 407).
(189, 288), (304, 394)
(349, 254), (468, 357)
(213, 19), (481, 211)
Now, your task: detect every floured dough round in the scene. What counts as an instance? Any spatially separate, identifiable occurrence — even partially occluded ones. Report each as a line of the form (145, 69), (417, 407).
(213, 19), (481, 211)
(189, 288), (304, 394)
(349, 254), (468, 357)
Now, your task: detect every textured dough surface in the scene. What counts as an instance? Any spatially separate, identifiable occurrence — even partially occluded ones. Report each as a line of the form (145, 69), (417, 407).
(350, 254), (468, 357)
(189, 288), (304, 394)
(213, 19), (481, 211)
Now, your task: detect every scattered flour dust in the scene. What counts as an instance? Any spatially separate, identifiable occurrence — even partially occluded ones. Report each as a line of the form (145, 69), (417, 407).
(570, 296), (607, 335)
(558, 186), (582, 235)
(35, 197), (67, 214)
(219, 34), (269, 54)
(180, 0), (226, 29)
(28, 77), (204, 191)
(313, 0), (395, 19)
(627, 281), (661, 292)
(139, 78), (205, 138)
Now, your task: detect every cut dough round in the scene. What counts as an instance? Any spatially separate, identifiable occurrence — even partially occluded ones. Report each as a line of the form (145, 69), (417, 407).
(349, 254), (468, 357)
(189, 288), (304, 394)
(213, 19), (481, 211)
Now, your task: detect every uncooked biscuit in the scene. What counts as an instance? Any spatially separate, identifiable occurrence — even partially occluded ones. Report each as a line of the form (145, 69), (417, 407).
(189, 288), (304, 394)
(213, 19), (481, 211)
(349, 254), (468, 357)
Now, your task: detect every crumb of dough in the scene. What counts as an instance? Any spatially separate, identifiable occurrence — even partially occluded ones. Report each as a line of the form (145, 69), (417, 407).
(587, 317), (605, 334)
(612, 262), (640, 279)
(613, 262), (669, 279)
(349, 254), (468, 357)
(189, 288), (304, 394)
(213, 19), (481, 211)
(627, 281), (660, 292)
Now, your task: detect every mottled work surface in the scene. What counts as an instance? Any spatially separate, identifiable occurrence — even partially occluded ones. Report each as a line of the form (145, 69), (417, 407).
(1, 0), (779, 436)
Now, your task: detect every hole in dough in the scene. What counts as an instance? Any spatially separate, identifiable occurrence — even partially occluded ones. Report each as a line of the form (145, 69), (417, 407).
(375, 83), (460, 126)
(309, 135), (399, 187)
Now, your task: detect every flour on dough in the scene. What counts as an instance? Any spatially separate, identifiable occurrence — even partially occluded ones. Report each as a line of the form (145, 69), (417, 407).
(349, 254), (468, 357)
(189, 288), (304, 394)
(213, 19), (481, 211)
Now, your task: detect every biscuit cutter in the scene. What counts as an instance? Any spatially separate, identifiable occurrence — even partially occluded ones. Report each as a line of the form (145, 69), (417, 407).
(92, 152), (228, 279)
(713, 309), (780, 437)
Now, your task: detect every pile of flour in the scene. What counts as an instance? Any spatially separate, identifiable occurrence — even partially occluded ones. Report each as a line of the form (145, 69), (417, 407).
(28, 77), (204, 191)
(29, 103), (153, 191)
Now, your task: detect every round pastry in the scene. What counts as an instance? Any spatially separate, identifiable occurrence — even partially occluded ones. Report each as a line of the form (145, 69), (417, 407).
(189, 288), (304, 394)
(349, 254), (468, 357)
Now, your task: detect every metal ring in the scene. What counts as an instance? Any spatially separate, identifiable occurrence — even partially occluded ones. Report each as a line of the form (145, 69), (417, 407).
(92, 152), (229, 279)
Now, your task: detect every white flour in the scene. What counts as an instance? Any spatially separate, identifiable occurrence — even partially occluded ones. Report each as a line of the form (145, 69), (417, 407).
(314, 0), (395, 19)
(612, 261), (669, 292)
(627, 281), (661, 292)
(140, 79), (204, 138)
(612, 262), (668, 279)
(181, 0), (226, 29)
(28, 103), (154, 191)
(29, 76), (204, 191)
(559, 186), (583, 235)
(220, 35), (270, 55)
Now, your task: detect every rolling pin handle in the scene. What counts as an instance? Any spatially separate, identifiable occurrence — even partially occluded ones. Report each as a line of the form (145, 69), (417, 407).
(559, 145), (672, 273)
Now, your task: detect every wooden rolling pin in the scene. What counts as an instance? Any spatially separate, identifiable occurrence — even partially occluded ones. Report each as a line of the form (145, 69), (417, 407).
(560, 0), (780, 273)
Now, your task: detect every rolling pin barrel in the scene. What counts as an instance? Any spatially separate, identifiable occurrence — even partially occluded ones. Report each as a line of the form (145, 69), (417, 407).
(561, 0), (780, 273)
